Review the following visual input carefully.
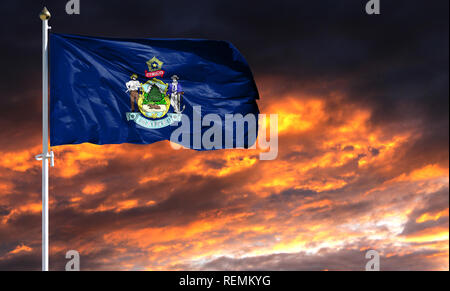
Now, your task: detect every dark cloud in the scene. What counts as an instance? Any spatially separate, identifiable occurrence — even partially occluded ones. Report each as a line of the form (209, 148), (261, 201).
(1, 1), (448, 127)
(0, 252), (41, 271)
(191, 247), (446, 271)
(401, 187), (449, 236)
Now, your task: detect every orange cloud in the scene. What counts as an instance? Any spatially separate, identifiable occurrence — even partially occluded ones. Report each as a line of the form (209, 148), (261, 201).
(8, 244), (32, 255)
(416, 209), (449, 224)
(266, 98), (326, 134)
(1, 145), (40, 172)
(396, 164), (449, 182)
(404, 226), (449, 243)
(82, 183), (105, 195)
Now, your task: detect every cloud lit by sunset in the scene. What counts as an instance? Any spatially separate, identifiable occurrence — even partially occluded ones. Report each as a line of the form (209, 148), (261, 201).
(1, 85), (448, 270)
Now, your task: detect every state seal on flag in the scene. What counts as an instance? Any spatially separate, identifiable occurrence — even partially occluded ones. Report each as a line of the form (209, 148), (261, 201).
(139, 78), (170, 119)
(125, 57), (185, 129)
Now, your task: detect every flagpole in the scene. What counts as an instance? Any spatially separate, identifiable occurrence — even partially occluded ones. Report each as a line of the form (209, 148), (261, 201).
(37, 7), (53, 272)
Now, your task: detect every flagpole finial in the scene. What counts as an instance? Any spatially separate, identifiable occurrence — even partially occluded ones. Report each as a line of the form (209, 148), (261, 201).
(39, 7), (51, 21)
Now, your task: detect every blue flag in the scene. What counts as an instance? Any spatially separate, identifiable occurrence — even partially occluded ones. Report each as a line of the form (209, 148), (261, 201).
(50, 34), (259, 150)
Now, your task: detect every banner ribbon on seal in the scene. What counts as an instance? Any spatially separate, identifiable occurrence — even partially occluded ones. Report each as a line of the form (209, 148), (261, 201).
(126, 112), (182, 129)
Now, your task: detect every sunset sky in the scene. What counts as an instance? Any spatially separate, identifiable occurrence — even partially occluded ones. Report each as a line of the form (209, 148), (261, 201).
(0, 0), (448, 270)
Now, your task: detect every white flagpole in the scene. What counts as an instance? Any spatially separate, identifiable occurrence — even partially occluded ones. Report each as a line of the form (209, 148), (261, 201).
(37, 7), (53, 272)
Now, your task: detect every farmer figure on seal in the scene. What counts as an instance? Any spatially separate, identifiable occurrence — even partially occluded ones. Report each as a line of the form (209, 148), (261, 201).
(126, 74), (141, 112)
